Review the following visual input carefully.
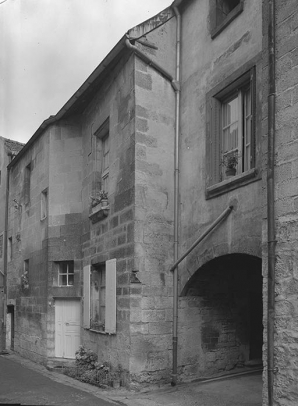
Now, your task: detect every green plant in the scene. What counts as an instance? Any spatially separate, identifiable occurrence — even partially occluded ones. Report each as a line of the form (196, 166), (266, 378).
(221, 153), (238, 169)
(90, 190), (108, 208)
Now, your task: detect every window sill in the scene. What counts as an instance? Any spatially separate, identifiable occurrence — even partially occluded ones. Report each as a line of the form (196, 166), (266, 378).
(211, 2), (244, 39)
(206, 168), (260, 199)
(89, 328), (107, 335)
(89, 204), (110, 224)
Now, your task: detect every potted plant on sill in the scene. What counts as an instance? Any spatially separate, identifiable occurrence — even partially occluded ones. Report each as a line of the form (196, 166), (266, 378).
(89, 190), (109, 223)
(221, 153), (239, 177)
(90, 190), (109, 211)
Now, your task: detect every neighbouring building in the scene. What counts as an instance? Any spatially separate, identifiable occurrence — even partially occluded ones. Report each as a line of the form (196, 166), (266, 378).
(261, 1), (298, 405)
(2, 1), (298, 405)
(0, 136), (24, 352)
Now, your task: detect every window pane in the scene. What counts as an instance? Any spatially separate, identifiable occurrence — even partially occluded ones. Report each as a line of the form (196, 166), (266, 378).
(68, 274), (74, 286)
(90, 265), (106, 331)
(61, 275), (67, 286)
(222, 96), (238, 154)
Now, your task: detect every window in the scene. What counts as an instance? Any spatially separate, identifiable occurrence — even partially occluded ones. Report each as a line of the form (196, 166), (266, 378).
(221, 83), (252, 178)
(57, 261), (74, 286)
(210, 0), (244, 38)
(24, 163), (31, 204)
(101, 133), (109, 193)
(41, 189), (48, 220)
(8, 237), (12, 262)
(83, 259), (116, 334)
(206, 67), (256, 193)
(94, 119), (109, 195)
(0, 234), (3, 259)
(90, 264), (106, 332)
(22, 260), (29, 289)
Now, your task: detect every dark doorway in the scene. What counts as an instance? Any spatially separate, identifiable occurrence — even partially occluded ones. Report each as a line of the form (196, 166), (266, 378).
(7, 305), (14, 350)
(181, 254), (263, 375)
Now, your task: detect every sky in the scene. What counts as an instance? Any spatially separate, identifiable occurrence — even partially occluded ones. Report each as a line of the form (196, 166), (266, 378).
(0, 0), (172, 144)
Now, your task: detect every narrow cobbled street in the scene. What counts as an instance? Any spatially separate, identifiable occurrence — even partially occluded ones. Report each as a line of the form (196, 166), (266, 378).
(0, 354), (120, 406)
(0, 353), (262, 406)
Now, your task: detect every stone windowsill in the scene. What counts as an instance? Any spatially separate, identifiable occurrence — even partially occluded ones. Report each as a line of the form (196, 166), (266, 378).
(89, 204), (110, 224)
(206, 168), (260, 199)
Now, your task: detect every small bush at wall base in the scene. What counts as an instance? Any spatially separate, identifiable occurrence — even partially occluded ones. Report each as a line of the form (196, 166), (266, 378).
(62, 346), (123, 388)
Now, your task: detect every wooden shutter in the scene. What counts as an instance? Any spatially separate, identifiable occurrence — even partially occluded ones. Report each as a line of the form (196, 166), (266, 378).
(83, 265), (90, 328)
(250, 66), (256, 168)
(207, 96), (221, 186)
(105, 259), (116, 334)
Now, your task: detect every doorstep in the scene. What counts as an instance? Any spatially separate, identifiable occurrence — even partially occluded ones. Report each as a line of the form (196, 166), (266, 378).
(47, 357), (76, 371)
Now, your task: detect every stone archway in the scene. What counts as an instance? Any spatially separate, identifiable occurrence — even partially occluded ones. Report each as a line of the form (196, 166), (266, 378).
(178, 254), (262, 381)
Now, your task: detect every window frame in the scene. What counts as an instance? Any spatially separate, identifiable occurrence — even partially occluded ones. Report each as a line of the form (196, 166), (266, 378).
(41, 189), (48, 220)
(24, 162), (32, 205)
(210, 0), (244, 39)
(90, 263), (106, 332)
(83, 259), (116, 334)
(94, 119), (110, 196)
(206, 63), (259, 199)
(7, 237), (12, 262)
(57, 261), (75, 287)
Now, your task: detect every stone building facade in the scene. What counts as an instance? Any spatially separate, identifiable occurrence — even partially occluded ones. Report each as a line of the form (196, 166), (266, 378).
(2, 1), (298, 404)
(261, 1), (298, 405)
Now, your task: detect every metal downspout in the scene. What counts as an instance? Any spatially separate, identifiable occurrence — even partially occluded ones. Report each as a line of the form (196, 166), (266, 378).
(2, 166), (10, 352)
(171, 4), (181, 387)
(267, 0), (276, 404)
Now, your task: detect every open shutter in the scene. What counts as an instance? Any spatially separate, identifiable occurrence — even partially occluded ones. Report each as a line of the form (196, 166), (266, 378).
(250, 66), (256, 168)
(105, 259), (116, 334)
(83, 265), (90, 328)
(208, 96), (221, 185)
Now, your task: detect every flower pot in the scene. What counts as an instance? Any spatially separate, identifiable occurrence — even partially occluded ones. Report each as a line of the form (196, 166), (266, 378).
(225, 167), (236, 177)
(101, 199), (108, 207)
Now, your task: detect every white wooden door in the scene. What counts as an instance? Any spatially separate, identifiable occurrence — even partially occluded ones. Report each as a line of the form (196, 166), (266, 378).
(55, 299), (80, 358)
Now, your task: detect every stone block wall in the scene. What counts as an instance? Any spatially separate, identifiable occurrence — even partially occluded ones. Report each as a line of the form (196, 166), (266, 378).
(174, 0), (263, 382)
(262, 1), (298, 405)
(7, 129), (51, 363)
(131, 53), (175, 383)
(46, 120), (83, 358)
(80, 54), (136, 375)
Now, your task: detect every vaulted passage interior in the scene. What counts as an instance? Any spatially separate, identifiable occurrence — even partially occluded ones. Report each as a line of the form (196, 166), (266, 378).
(179, 254), (263, 379)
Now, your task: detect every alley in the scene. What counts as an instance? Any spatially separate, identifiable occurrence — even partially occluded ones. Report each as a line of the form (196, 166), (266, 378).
(0, 353), (262, 406)
(0, 354), (119, 406)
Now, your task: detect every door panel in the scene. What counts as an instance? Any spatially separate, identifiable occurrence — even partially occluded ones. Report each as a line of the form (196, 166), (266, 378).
(55, 300), (80, 358)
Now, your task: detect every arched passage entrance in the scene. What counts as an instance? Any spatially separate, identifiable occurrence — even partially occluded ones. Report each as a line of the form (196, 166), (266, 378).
(178, 254), (262, 380)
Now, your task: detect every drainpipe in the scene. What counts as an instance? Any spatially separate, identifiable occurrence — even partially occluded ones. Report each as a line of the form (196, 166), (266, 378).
(2, 164), (11, 352)
(125, 37), (177, 90)
(171, 2), (182, 387)
(125, 6), (182, 385)
(267, 0), (276, 405)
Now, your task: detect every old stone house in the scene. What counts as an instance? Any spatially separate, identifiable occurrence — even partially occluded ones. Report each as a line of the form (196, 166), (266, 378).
(2, 0), (298, 405)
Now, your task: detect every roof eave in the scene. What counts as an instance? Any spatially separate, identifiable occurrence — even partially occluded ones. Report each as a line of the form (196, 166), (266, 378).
(8, 35), (128, 168)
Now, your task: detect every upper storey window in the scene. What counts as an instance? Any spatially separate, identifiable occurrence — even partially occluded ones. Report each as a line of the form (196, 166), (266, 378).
(210, 0), (244, 39)
(94, 119), (109, 195)
(206, 65), (258, 198)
